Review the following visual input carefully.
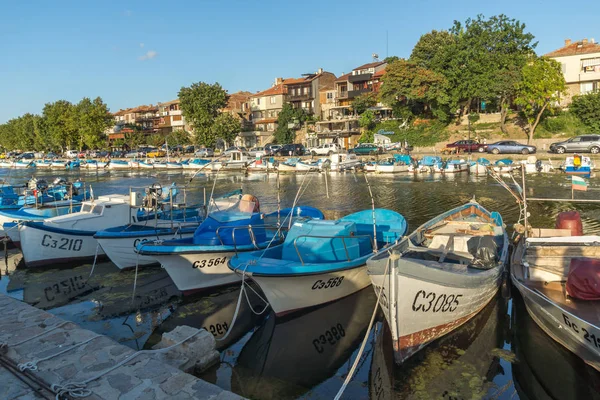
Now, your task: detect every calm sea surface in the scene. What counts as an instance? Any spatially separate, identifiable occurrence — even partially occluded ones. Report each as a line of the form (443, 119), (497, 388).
(1, 168), (599, 399)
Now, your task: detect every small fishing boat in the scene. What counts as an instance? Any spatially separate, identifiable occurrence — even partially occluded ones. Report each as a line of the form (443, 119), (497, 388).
(493, 158), (514, 173)
(128, 160), (140, 169)
(135, 198), (324, 294)
(376, 155), (410, 173)
(409, 156), (440, 173)
(511, 210), (600, 372)
(182, 158), (210, 170)
(246, 156), (275, 172)
(468, 158), (490, 175)
(14, 160), (34, 169)
(363, 160), (378, 173)
(166, 161), (183, 170)
(138, 160), (154, 169)
(520, 156), (554, 174)
(366, 200), (508, 364)
(230, 209), (407, 316)
(222, 150), (251, 170)
(330, 153), (361, 172)
(562, 154), (593, 178)
(296, 158), (328, 172)
(34, 160), (53, 169)
(433, 158), (469, 173)
(0, 160), (14, 168)
(50, 160), (69, 169)
(108, 160), (130, 170)
(277, 157), (300, 172)
(66, 160), (80, 170)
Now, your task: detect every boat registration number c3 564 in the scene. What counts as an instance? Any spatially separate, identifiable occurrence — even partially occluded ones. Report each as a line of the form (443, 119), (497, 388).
(192, 257), (227, 269)
(41, 234), (83, 251)
(563, 313), (600, 348)
(312, 276), (344, 290)
(412, 290), (462, 313)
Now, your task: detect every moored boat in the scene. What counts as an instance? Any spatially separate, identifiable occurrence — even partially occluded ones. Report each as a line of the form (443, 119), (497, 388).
(108, 160), (130, 170)
(408, 156), (440, 173)
(330, 153), (361, 172)
(366, 200), (508, 364)
(276, 157), (300, 172)
(375, 155), (411, 173)
(468, 158), (490, 175)
(562, 154), (593, 177)
(492, 158), (514, 173)
(433, 158), (469, 173)
(229, 209), (407, 316)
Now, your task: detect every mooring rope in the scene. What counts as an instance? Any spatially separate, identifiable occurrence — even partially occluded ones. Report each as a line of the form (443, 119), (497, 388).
(18, 335), (102, 372)
(0, 321), (70, 351)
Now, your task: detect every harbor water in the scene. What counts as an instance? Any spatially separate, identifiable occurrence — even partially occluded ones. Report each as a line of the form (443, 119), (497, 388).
(1, 168), (600, 399)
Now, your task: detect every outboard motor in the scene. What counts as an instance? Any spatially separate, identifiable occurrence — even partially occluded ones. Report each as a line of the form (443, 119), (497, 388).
(535, 159), (543, 172)
(29, 178), (48, 192)
(144, 183), (163, 208)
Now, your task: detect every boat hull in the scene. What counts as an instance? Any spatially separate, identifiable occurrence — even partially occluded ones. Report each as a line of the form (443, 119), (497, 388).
(376, 165), (409, 173)
(469, 163), (487, 175)
(19, 224), (104, 267)
(249, 265), (371, 317)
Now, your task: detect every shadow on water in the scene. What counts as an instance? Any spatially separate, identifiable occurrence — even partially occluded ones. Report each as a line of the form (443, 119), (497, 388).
(1, 170), (600, 398)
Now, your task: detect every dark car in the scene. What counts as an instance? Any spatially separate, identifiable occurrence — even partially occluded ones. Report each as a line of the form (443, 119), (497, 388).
(110, 150), (126, 158)
(276, 143), (305, 156)
(549, 135), (600, 154)
(184, 145), (195, 154)
(442, 140), (487, 154)
(264, 144), (282, 156)
(486, 141), (536, 155)
(19, 152), (35, 160)
(349, 143), (383, 155)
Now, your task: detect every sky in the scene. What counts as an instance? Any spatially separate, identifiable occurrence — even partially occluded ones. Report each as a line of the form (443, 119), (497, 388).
(1, 0), (599, 123)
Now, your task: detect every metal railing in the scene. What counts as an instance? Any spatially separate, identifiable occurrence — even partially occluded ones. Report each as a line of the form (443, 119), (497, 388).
(215, 224), (287, 255)
(292, 234), (375, 265)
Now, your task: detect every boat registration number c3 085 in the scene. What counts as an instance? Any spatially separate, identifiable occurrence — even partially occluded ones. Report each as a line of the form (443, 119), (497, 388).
(563, 313), (600, 349)
(192, 257), (228, 269)
(41, 234), (83, 251)
(411, 290), (462, 313)
(311, 276), (344, 290)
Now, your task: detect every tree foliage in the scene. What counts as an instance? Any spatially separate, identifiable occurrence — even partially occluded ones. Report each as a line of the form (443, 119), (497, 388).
(351, 93), (377, 115)
(570, 92), (600, 133)
(514, 57), (567, 142)
(359, 110), (376, 131)
(42, 100), (78, 152)
(211, 113), (241, 147)
(166, 130), (192, 146)
(274, 104), (306, 144)
(75, 97), (113, 150)
(178, 82), (228, 146)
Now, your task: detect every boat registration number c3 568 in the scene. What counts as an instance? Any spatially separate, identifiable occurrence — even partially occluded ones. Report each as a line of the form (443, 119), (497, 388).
(412, 290), (462, 313)
(192, 257), (227, 269)
(41, 234), (83, 251)
(563, 313), (600, 348)
(312, 276), (344, 290)
(312, 323), (346, 353)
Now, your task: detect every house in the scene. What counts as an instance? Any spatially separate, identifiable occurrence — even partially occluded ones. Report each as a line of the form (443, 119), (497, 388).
(546, 38), (600, 105)
(157, 100), (192, 134)
(283, 69), (336, 117)
(106, 105), (159, 143)
(224, 91), (252, 129)
(243, 79), (288, 147)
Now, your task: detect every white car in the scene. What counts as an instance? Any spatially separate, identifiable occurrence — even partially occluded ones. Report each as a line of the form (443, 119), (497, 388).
(65, 150), (79, 158)
(248, 147), (265, 157)
(308, 143), (340, 156)
(195, 148), (214, 157)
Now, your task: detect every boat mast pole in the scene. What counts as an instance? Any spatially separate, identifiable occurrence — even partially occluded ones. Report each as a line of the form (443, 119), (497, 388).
(277, 170), (281, 226)
(521, 165), (528, 238)
(363, 173), (378, 252)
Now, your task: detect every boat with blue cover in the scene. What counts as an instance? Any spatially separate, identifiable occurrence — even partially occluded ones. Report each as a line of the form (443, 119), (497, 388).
(409, 156), (441, 173)
(376, 155), (411, 173)
(135, 196), (324, 294)
(108, 160), (130, 170)
(295, 158), (329, 172)
(229, 209), (407, 316)
(433, 158), (469, 173)
(95, 189), (244, 270)
(182, 158), (210, 170)
(469, 157), (490, 175)
(493, 158), (514, 173)
(277, 158), (301, 172)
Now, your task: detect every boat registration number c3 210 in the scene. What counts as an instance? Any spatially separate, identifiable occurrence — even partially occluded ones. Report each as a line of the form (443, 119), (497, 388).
(312, 276), (344, 290)
(411, 290), (462, 313)
(192, 257), (228, 269)
(41, 234), (83, 251)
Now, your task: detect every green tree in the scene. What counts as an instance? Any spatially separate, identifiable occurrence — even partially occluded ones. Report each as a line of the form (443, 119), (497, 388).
(351, 93), (377, 115)
(359, 110), (376, 131)
(383, 56), (400, 64)
(123, 129), (144, 149)
(42, 100), (78, 152)
(409, 30), (455, 72)
(166, 130), (192, 146)
(514, 57), (567, 142)
(570, 92), (600, 132)
(211, 113), (241, 147)
(274, 104), (306, 144)
(178, 82), (228, 146)
(149, 134), (166, 148)
(76, 97), (112, 150)
(379, 59), (450, 121)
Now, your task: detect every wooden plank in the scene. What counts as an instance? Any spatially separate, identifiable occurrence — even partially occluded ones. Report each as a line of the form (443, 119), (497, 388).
(530, 228), (572, 238)
(526, 246), (600, 258)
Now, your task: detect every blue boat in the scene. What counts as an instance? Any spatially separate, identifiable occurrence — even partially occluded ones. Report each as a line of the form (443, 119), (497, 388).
(493, 158), (514, 172)
(229, 209), (407, 316)
(563, 154), (593, 178)
(468, 158), (490, 175)
(135, 199), (324, 294)
(411, 156), (441, 173)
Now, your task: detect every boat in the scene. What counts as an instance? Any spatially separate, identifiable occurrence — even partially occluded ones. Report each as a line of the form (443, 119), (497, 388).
(14, 160), (34, 169)
(0, 160), (14, 168)
(330, 153), (361, 172)
(276, 157), (300, 172)
(85, 160), (109, 169)
(468, 158), (490, 175)
(520, 155), (554, 174)
(108, 160), (130, 170)
(296, 158), (328, 172)
(364, 160), (378, 173)
(366, 200), (508, 364)
(231, 287), (376, 399)
(246, 156), (275, 172)
(221, 150), (251, 170)
(562, 154), (593, 177)
(409, 156), (441, 173)
(138, 160), (154, 169)
(135, 198), (324, 294)
(128, 160), (140, 169)
(166, 161), (183, 170)
(375, 155), (411, 173)
(95, 189), (243, 270)
(181, 158), (210, 170)
(34, 160), (53, 169)
(50, 160), (69, 169)
(433, 158), (469, 173)
(492, 158), (514, 173)
(229, 209), (407, 316)
(66, 160), (80, 170)
(511, 210), (600, 372)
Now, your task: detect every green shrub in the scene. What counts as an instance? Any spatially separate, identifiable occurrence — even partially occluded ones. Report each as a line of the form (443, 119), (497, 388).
(373, 120), (449, 147)
(570, 92), (600, 132)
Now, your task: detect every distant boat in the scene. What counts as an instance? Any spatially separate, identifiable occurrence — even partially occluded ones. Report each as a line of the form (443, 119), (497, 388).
(230, 209), (407, 316)
(468, 158), (490, 175)
(562, 154), (593, 178)
(520, 155), (554, 173)
(277, 157), (300, 172)
(14, 160), (34, 169)
(493, 158), (514, 173)
(330, 153), (361, 172)
(366, 200), (508, 364)
(433, 158), (469, 173)
(376, 155), (411, 173)
(409, 156), (440, 173)
(108, 160), (130, 170)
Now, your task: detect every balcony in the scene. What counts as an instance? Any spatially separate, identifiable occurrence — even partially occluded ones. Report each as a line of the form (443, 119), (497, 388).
(169, 109), (182, 116)
(287, 93), (311, 101)
(348, 88), (372, 98)
(337, 91), (348, 99)
(348, 73), (372, 83)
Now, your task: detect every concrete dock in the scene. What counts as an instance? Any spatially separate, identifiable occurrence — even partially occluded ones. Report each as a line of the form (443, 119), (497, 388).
(0, 293), (243, 399)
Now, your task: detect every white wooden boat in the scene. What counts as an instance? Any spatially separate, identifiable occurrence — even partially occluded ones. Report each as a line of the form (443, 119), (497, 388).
(519, 156), (554, 174)
(296, 159), (325, 172)
(364, 161), (377, 173)
(511, 215), (600, 372)
(0, 161), (14, 168)
(138, 160), (154, 169)
(50, 160), (69, 169)
(222, 150), (250, 170)
(375, 158), (409, 173)
(34, 160), (53, 169)
(492, 159), (514, 173)
(468, 158), (490, 175)
(166, 161), (183, 170)
(108, 160), (130, 170)
(276, 158), (300, 172)
(366, 200), (508, 364)
(128, 160), (140, 169)
(329, 153), (361, 172)
(433, 159), (469, 173)
(14, 160), (34, 169)
(246, 157), (275, 172)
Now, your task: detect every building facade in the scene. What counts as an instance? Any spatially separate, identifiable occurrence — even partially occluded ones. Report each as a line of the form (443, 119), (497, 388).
(547, 38), (600, 105)
(107, 105), (159, 143)
(157, 100), (192, 134)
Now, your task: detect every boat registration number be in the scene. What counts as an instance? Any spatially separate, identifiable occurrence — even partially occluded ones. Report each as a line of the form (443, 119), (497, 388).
(192, 257), (227, 269)
(563, 313), (600, 349)
(412, 290), (462, 313)
(41, 234), (83, 251)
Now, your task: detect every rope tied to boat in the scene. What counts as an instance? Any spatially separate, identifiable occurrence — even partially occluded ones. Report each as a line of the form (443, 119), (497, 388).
(51, 382), (91, 399)
(18, 334), (102, 372)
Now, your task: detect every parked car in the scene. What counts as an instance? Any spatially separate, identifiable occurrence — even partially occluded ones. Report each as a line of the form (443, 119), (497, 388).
(442, 140), (487, 154)
(264, 144), (282, 156)
(308, 143), (340, 156)
(147, 149), (166, 158)
(65, 150), (79, 158)
(125, 150), (146, 158)
(349, 143), (383, 155)
(45, 152), (59, 159)
(248, 147), (265, 157)
(184, 145), (195, 154)
(110, 150), (126, 158)
(549, 134), (600, 154)
(19, 152), (35, 160)
(486, 141), (536, 155)
(195, 148), (214, 157)
(276, 143), (306, 156)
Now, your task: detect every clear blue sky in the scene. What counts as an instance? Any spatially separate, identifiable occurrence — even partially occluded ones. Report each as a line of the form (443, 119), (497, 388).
(1, 0), (598, 123)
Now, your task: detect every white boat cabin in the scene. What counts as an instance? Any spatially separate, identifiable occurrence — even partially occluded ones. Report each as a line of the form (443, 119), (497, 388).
(43, 195), (133, 231)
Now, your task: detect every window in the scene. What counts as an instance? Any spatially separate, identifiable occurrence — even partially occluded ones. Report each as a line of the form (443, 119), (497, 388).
(257, 98), (261, 105)
(326, 92), (333, 99)
(270, 96), (276, 104)
(570, 137), (582, 142)
(303, 87), (309, 95)
(561, 63), (567, 74)
(580, 82), (597, 94)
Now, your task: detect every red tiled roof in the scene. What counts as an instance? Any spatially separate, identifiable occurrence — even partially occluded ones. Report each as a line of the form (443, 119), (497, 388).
(373, 69), (386, 78)
(353, 61), (386, 71)
(251, 83), (287, 97)
(335, 73), (351, 82)
(545, 41), (600, 57)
